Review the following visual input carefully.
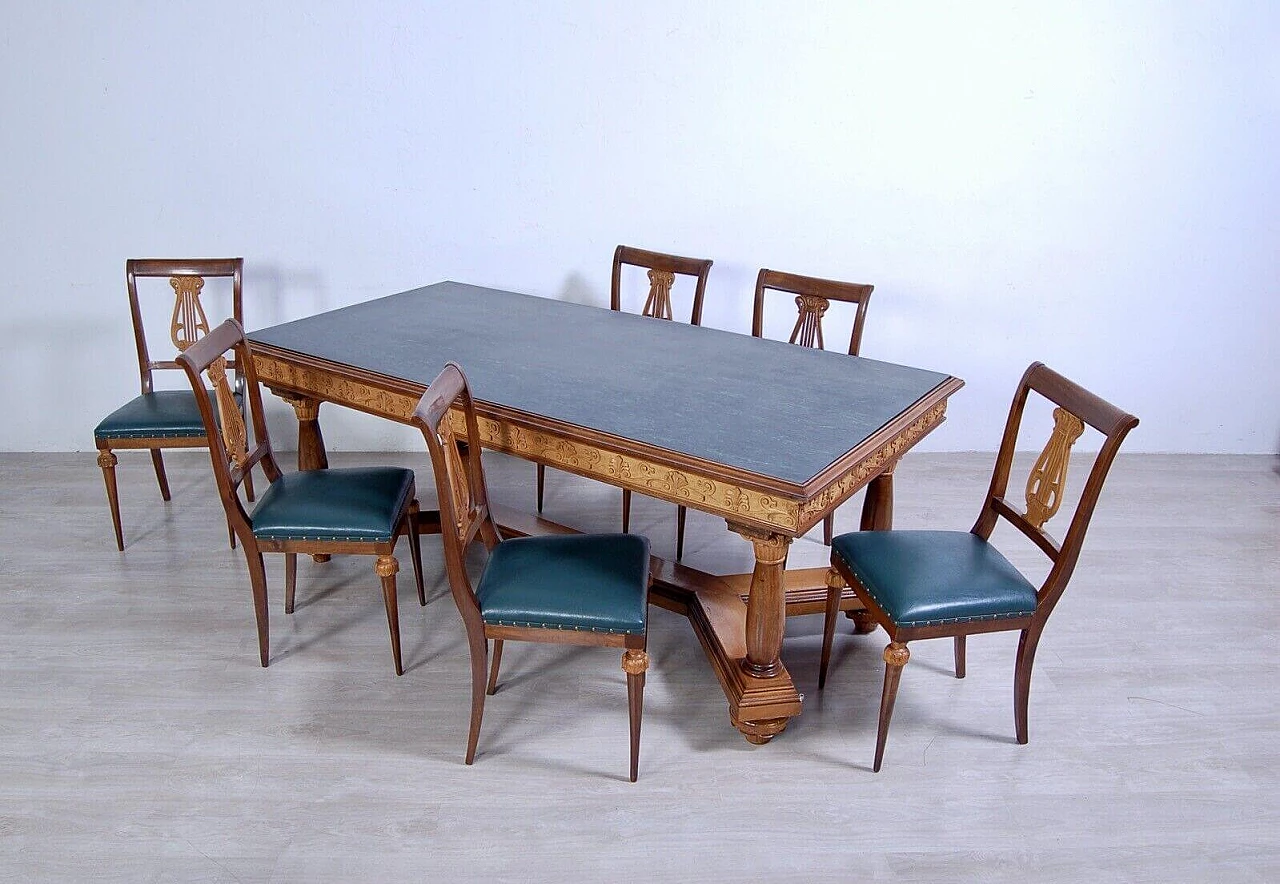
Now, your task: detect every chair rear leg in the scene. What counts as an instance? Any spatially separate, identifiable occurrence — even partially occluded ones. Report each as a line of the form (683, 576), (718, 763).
(407, 501), (426, 606)
(676, 506), (688, 560)
(149, 449), (171, 501)
(621, 489), (632, 533)
(486, 639), (504, 695)
(536, 464), (546, 512)
(954, 635), (967, 678)
(97, 450), (124, 551)
(464, 634), (489, 765)
(284, 553), (298, 613)
(1014, 626), (1043, 745)
(376, 555), (403, 676)
(818, 568), (844, 689)
(873, 642), (910, 772)
(243, 467), (256, 503)
(243, 549), (271, 667)
(623, 648), (650, 783)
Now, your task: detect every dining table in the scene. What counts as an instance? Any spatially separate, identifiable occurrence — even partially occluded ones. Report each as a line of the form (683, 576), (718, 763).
(247, 281), (964, 743)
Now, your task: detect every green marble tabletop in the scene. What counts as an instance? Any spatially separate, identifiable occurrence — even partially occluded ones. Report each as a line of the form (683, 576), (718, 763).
(248, 281), (955, 487)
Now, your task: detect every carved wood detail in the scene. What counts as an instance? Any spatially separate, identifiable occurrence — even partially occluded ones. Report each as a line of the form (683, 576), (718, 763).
(169, 275), (210, 353)
(621, 649), (650, 676)
(1024, 406), (1085, 529)
(883, 642), (910, 668)
(642, 269), (675, 320)
(796, 402), (947, 527)
(205, 356), (248, 469)
(790, 294), (830, 349)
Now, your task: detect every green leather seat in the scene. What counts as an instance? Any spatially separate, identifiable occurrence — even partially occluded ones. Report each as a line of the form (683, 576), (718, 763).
(250, 467), (416, 543)
(831, 530), (1038, 628)
(94, 390), (231, 440)
(476, 534), (650, 634)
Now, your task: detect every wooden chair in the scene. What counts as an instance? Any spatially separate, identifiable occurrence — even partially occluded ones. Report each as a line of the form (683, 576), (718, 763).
(417, 363), (652, 781)
(751, 268), (874, 545)
(94, 258), (256, 550)
(819, 362), (1138, 771)
(176, 319), (425, 675)
(537, 245), (712, 561)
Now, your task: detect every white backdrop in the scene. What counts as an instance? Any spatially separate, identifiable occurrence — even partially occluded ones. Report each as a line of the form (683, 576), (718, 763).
(3, 2), (1277, 453)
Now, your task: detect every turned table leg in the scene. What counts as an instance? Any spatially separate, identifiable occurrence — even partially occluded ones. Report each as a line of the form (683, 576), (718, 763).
(282, 394), (331, 562)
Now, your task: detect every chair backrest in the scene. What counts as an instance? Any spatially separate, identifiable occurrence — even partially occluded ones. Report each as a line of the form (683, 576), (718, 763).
(972, 362), (1139, 618)
(126, 258), (244, 395)
(412, 363), (501, 625)
(176, 318), (283, 536)
(751, 269), (874, 356)
(611, 245), (713, 326)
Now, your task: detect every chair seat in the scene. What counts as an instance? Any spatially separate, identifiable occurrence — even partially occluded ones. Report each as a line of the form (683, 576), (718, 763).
(832, 530), (1038, 628)
(477, 534), (650, 635)
(95, 390), (232, 440)
(250, 467), (415, 543)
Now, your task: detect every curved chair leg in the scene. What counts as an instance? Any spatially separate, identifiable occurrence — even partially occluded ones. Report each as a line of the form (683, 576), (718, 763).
(376, 555), (403, 676)
(874, 642), (910, 772)
(621, 489), (632, 533)
(243, 467), (256, 503)
(536, 464), (546, 513)
(818, 569), (844, 690)
(464, 634), (489, 765)
(243, 549), (271, 668)
(486, 639), (504, 695)
(284, 553), (298, 614)
(149, 449), (171, 501)
(97, 450), (124, 551)
(823, 513), (834, 546)
(407, 501), (426, 606)
(623, 648), (649, 783)
(954, 635), (967, 679)
(676, 505), (688, 561)
(1014, 625), (1043, 745)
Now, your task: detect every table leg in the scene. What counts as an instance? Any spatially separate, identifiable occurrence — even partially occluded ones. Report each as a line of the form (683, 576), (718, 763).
(729, 524), (792, 679)
(282, 394), (331, 561)
(859, 467), (894, 531)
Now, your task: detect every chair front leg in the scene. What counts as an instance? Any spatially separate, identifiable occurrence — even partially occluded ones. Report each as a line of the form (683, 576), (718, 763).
(954, 635), (967, 679)
(623, 647), (650, 783)
(873, 642), (910, 772)
(97, 449), (124, 551)
(818, 567), (844, 690)
(149, 449), (171, 501)
(376, 555), (404, 676)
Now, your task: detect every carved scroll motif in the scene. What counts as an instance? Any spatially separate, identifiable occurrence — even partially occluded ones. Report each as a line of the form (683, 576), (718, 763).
(169, 276), (210, 352)
(789, 295), (829, 349)
(1024, 407), (1085, 529)
(641, 270), (676, 320)
(205, 356), (248, 469)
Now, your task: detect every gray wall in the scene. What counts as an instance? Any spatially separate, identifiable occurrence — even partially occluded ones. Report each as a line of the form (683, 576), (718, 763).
(3, 2), (1277, 453)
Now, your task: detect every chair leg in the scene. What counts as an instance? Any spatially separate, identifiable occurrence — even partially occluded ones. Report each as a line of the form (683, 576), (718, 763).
(621, 489), (632, 533)
(818, 568), (844, 690)
(376, 555), (403, 676)
(954, 635), (966, 679)
(873, 642), (910, 772)
(486, 639), (504, 695)
(676, 505), (687, 561)
(226, 516), (237, 550)
(243, 549), (271, 667)
(243, 467), (256, 503)
(97, 450), (124, 551)
(284, 553), (298, 613)
(623, 649), (649, 783)
(823, 512), (834, 546)
(149, 449), (171, 501)
(464, 634), (489, 765)
(536, 464), (546, 513)
(1014, 626), (1043, 745)
(408, 500), (426, 606)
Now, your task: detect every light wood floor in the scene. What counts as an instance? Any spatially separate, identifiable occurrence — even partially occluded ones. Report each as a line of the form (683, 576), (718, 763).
(2, 451), (1277, 882)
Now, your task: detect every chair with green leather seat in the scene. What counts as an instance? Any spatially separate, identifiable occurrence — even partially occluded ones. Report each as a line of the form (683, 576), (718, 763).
(819, 362), (1138, 771)
(536, 244), (712, 561)
(94, 258), (255, 550)
(176, 318), (425, 675)
(417, 362), (652, 781)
